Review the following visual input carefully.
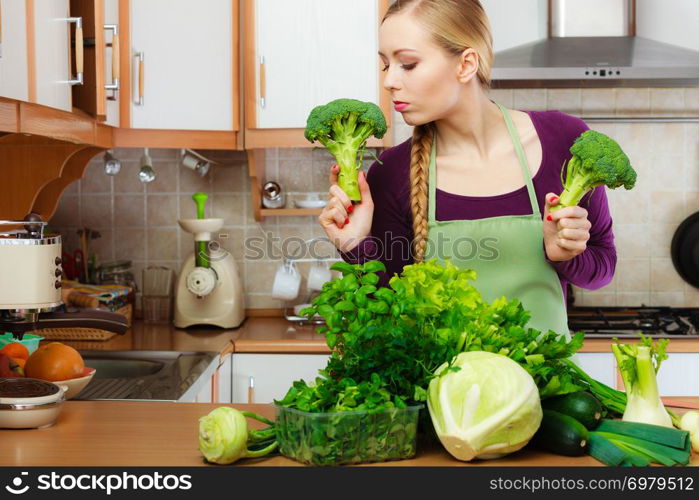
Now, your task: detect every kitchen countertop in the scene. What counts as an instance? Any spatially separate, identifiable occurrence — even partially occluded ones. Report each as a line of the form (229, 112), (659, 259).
(1, 400), (697, 467)
(51, 317), (699, 355)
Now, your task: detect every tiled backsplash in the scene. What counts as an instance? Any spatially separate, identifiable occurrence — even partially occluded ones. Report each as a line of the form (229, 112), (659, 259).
(50, 87), (699, 310)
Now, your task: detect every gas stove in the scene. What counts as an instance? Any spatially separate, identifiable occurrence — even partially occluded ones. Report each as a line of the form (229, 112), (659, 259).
(568, 306), (699, 338)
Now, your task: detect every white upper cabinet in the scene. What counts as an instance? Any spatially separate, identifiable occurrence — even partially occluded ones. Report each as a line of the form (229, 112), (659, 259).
(253, 0), (379, 129)
(33, 0), (75, 112)
(480, 0), (547, 52)
(637, 0), (699, 51)
(104, 0), (119, 127)
(0, 0), (29, 101)
(129, 0), (234, 130)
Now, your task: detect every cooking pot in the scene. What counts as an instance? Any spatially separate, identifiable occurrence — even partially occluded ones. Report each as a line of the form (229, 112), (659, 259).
(670, 211), (699, 288)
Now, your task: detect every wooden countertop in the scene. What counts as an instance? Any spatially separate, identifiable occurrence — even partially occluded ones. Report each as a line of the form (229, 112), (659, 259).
(1, 400), (696, 467)
(51, 317), (699, 355)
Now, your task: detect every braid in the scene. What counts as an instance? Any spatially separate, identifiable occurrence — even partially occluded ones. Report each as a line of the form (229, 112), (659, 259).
(409, 124), (434, 262)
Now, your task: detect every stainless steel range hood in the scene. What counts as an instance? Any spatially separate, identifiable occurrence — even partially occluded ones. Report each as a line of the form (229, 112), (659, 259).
(491, 0), (699, 88)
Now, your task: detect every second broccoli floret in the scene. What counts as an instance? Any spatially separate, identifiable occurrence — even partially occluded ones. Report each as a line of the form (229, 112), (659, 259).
(551, 130), (637, 212)
(305, 98), (387, 201)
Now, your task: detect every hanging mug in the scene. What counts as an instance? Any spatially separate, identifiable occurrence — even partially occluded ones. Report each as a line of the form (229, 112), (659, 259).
(271, 260), (301, 301)
(307, 260), (332, 291)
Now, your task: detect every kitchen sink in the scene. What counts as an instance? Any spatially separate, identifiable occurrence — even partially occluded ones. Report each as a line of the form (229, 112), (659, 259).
(86, 359), (164, 378)
(74, 350), (218, 401)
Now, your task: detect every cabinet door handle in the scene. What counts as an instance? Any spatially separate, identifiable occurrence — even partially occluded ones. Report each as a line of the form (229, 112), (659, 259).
(259, 56), (266, 109)
(104, 24), (120, 99)
(134, 51), (144, 105)
(66, 17), (83, 85)
(247, 376), (255, 404)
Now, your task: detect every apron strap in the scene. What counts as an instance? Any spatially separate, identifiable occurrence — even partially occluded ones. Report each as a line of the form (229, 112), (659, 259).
(427, 101), (541, 222)
(428, 133), (437, 223)
(495, 101), (540, 216)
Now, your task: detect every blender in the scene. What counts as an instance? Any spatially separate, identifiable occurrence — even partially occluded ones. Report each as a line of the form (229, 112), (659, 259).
(174, 193), (245, 328)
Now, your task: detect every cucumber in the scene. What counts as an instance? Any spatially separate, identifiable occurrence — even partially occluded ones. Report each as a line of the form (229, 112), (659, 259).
(533, 410), (590, 456)
(542, 391), (603, 430)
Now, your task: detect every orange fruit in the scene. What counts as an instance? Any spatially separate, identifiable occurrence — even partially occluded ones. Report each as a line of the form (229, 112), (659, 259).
(24, 342), (84, 382)
(0, 342), (29, 361)
(11, 357), (26, 369)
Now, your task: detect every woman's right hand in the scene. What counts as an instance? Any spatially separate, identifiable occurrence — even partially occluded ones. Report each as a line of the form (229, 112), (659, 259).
(318, 165), (374, 253)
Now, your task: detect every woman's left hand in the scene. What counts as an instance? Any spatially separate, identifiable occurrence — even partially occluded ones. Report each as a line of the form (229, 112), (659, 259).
(543, 193), (591, 262)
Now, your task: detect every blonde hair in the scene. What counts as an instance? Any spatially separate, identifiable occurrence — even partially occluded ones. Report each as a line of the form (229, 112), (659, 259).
(383, 0), (493, 261)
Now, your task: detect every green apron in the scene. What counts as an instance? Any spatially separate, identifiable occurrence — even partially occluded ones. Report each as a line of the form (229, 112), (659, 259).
(425, 102), (570, 340)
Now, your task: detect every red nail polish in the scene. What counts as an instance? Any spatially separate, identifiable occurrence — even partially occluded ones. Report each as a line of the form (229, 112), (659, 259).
(344, 218), (350, 225)
(546, 215), (552, 221)
(549, 196), (558, 203)
(347, 204), (354, 214)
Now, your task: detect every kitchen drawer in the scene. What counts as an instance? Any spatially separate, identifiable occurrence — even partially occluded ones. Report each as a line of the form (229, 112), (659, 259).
(231, 353), (330, 404)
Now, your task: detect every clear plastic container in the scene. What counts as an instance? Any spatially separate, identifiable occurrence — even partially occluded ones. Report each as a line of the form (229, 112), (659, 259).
(274, 404), (423, 466)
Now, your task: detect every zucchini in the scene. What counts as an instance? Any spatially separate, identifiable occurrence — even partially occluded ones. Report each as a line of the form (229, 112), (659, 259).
(533, 410), (590, 456)
(542, 391), (603, 430)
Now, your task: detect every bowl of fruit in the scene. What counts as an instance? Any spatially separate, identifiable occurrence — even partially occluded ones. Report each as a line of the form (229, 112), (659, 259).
(0, 341), (95, 400)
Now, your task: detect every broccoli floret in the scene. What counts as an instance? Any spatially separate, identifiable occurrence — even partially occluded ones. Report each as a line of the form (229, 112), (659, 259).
(551, 129), (637, 212)
(305, 98), (387, 201)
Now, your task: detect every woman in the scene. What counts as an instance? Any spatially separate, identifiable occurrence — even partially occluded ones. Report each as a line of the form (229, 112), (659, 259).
(318, 0), (616, 338)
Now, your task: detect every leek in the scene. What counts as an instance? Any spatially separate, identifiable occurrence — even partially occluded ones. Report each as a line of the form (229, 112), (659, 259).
(589, 419), (691, 467)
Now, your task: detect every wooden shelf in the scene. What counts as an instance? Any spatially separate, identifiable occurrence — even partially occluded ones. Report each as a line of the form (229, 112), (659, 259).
(260, 208), (322, 217)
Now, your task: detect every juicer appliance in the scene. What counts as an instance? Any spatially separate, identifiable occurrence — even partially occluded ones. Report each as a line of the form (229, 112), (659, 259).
(174, 193), (245, 328)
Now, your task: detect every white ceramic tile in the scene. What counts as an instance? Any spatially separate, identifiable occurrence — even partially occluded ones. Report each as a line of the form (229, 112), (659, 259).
(615, 258), (650, 292)
(650, 291), (685, 307)
(615, 88), (650, 116)
(650, 88), (685, 116)
(513, 89), (547, 111)
(582, 89), (615, 117)
(547, 89), (582, 115)
(650, 257), (685, 292)
(613, 224), (650, 258)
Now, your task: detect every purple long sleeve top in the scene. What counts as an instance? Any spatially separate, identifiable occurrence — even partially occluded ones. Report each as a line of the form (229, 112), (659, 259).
(340, 110), (617, 305)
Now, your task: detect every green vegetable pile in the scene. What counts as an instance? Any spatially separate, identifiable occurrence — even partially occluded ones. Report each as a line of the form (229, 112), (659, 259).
(290, 259), (606, 408)
(198, 259), (687, 467)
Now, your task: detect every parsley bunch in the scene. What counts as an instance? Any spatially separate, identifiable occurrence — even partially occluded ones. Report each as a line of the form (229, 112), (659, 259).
(282, 259), (616, 416)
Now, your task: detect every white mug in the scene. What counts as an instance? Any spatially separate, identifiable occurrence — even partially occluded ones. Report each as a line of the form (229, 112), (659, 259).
(271, 261), (301, 301)
(308, 260), (332, 291)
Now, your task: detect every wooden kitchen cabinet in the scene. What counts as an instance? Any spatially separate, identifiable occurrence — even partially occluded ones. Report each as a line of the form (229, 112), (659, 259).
(231, 353), (330, 404)
(33, 0), (77, 112)
(578, 350), (699, 398)
(103, 0), (119, 127)
(656, 353), (699, 397)
(0, 0), (30, 102)
(69, 0), (120, 125)
(126, 0), (235, 131)
(193, 353), (233, 403)
(576, 352), (617, 389)
(243, 0), (392, 148)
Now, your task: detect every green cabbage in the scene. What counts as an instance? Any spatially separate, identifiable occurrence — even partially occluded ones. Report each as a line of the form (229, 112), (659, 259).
(427, 351), (542, 461)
